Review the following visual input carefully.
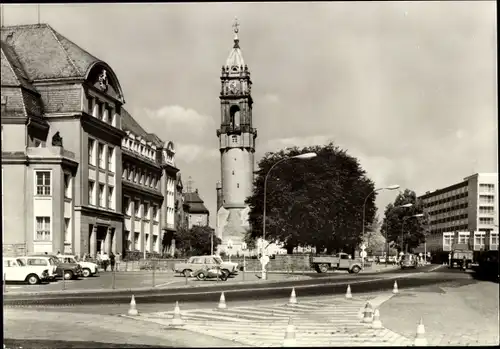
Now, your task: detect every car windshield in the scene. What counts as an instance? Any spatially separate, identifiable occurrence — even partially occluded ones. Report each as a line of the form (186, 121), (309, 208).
(49, 257), (60, 265)
(16, 259), (26, 266)
(214, 256), (223, 264)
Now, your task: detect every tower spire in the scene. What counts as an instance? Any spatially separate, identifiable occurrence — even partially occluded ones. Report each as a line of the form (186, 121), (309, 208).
(232, 17), (240, 48)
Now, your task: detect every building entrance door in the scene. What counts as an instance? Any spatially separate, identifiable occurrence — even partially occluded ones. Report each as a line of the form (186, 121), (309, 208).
(96, 225), (107, 254)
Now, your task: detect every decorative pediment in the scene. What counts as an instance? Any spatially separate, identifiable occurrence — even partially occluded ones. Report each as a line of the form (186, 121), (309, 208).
(87, 64), (123, 101)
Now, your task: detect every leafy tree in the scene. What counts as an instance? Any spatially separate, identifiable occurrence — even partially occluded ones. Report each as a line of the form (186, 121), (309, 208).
(381, 189), (429, 253)
(174, 225), (221, 256)
(243, 228), (257, 251)
(245, 142), (377, 254)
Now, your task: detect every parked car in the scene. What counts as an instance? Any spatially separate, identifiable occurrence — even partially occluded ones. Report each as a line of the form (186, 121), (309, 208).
(31, 254), (82, 280)
(174, 255), (239, 277)
(15, 255), (57, 281)
(57, 255), (99, 278)
(310, 252), (364, 274)
(193, 265), (228, 281)
(376, 256), (386, 264)
(400, 253), (418, 269)
(3, 257), (50, 285)
(388, 256), (398, 265)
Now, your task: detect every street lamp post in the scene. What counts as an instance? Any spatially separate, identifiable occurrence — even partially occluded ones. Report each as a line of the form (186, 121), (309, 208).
(361, 185), (399, 266)
(385, 203), (413, 266)
(401, 213), (424, 253)
(262, 152), (317, 280)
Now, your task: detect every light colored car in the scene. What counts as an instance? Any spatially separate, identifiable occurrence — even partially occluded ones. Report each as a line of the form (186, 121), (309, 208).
(58, 255), (98, 277)
(3, 257), (50, 285)
(15, 255), (57, 281)
(174, 255), (239, 277)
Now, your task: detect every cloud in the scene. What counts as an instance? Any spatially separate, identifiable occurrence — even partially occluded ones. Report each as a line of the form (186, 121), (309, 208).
(263, 93), (280, 104)
(131, 105), (217, 164)
(142, 105), (216, 139)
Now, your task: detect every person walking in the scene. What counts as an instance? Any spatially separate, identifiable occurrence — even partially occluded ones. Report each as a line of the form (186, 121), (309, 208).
(101, 252), (110, 272)
(110, 252), (116, 272)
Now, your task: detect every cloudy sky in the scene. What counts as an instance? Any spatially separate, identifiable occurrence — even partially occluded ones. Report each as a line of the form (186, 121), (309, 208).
(3, 2), (497, 226)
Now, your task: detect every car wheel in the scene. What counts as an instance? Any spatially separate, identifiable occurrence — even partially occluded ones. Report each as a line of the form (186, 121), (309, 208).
(222, 269), (230, 277)
(64, 271), (74, 280)
(351, 266), (361, 274)
(196, 272), (205, 281)
(82, 268), (91, 278)
(26, 274), (40, 285)
(319, 264), (329, 273)
(182, 269), (192, 277)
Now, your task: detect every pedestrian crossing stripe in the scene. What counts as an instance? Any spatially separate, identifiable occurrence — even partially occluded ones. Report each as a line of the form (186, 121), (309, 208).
(123, 296), (412, 346)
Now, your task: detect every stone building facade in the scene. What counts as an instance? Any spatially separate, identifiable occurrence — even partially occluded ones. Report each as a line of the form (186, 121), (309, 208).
(1, 23), (181, 258)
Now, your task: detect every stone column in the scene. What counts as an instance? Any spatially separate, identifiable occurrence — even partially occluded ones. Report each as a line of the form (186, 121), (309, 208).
(111, 228), (116, 254)
(90, 225), (97, 258)
(105, 227), (112, 254)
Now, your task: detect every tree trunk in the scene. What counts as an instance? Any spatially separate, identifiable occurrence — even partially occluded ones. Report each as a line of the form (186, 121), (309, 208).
(285, 244), (295, 255)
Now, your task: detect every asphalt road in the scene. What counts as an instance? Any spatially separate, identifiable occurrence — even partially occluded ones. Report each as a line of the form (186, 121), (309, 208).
(4, 265), (446, 306)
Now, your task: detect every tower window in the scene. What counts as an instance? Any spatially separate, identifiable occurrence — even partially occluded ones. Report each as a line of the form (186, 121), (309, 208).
(237, 183), (240, 188)
(232, 171), (235, 175)
(232, 136), (237, 143)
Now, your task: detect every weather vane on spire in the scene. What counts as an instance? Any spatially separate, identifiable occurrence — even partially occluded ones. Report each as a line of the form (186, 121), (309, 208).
(232, 17), (240, 48)
(232, 17), (240, 34)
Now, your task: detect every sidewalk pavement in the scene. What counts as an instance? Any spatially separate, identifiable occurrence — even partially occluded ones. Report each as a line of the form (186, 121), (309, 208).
(4, 308), (244, 348)
(379, 280), (499, 346)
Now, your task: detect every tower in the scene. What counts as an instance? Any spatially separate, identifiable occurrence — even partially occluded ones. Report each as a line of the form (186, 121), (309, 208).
(216, 18), (257, 255)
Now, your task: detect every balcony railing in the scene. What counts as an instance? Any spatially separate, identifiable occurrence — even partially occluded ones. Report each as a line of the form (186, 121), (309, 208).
(217, 125), (257, 136)
(27, 146), (76, 159)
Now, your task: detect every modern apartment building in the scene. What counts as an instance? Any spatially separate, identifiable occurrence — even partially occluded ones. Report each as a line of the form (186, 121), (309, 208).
(417, 173), (499, 258)
(1, 23), (181, 258)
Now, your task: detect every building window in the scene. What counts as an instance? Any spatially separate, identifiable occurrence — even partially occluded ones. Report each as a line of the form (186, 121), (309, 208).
(35, 171), (51, 196)
(153, 205), (159, 222)
(479, 217), (494, 225)
(479, 195), (495, 204)
(35, 217), (51, 241)
(443, 234), (454, 247)
(107, 186), (114, 209)
(64, 218), (71, 243)
(479, 183), (495, 193)
(134, 232), (140, 250)
(146, 175), (150, 187)
(98, 184), (105, 207)
(88, 181), (95, 205)
(144, 203), (150, 220)
(232, 135), (237, 143)
(64, 173), (71, 199)
(102, 105), (109, 123)
(145, 233), (150, 252)
(458, 233), (470, 245)
(124, 230), (131, 251)
(123, 197), (130, 215)
(491, 233), (499, 247)
(129, 168), (134, 182)
(107, 146), (114, 172)
(237, 183), (240, 188)
(88, 138), (96, 166)
(475, 232), (486, 246)
(134, 199), (140, 217)
(134, 170), (139, 183)
(98, 143), (105, 169)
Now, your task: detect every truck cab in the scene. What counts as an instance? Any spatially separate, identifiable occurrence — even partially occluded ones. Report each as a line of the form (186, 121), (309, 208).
(450, 243), (473, 269)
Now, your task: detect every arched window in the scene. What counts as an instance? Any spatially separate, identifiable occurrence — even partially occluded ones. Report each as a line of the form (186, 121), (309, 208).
(229, 105), (240, 127)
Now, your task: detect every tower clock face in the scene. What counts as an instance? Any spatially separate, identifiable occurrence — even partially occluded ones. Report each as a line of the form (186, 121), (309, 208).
(229, 80), (240, 94)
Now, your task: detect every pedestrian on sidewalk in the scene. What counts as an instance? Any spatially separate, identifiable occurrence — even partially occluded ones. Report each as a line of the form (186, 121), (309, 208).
(101, 252), (110, 271)
(110, 252), (116, 272)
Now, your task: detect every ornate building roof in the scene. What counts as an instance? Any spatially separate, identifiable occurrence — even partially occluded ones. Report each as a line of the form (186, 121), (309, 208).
(184, 189), (210, 214)
(1, 41), (44, 119)
(121, 108), (164, 147)
(224, 18), (246, 74)
(1, 24), (100, 81)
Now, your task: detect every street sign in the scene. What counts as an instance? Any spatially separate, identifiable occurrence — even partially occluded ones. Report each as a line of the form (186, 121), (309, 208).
(360, 244), (366, 251)
(360, 251), (367, 258)
(241, 242), (247, 250)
